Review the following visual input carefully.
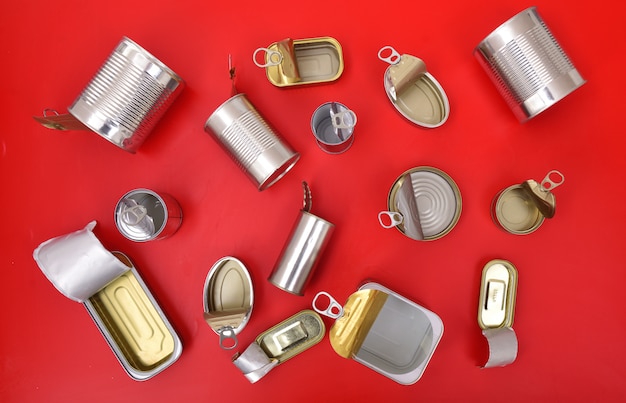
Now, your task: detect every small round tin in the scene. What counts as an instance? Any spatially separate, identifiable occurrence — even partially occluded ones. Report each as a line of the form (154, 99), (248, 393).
(379, 167), (461, 241)
(474, 7), (585, 122)
(310, 102), (357, 154)
(492, 171), (564, 235)
(114, 189), (182, 242)
(68, 37), (184, 153)
(204, 94), (300, 191)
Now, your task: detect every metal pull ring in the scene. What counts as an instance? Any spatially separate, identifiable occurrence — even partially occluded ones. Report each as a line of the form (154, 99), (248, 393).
(541, 170), (565, 192)
(218, 326), (238, 350)
(378, 46), (401, 65)
(253, 48), (283, 68)
(330, 109), (357, 130)
(121, 204), (149, 226)
(313, 291), (344, 319)
(378, 211), (403, 229)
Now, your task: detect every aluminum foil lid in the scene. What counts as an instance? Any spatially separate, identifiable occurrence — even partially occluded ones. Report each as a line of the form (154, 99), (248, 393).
(33, 221), (129, 302)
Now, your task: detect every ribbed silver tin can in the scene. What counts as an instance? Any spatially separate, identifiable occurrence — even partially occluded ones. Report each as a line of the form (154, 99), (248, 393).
(474, 7), (585, 122)
(68, 37), (184, 153)
(204, 94), (300, 191)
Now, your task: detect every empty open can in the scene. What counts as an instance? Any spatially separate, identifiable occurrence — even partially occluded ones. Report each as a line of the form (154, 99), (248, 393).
(268, 182), (334, 295)
(204, 94), (300, 191)
(67, 37), (184, 152)
(114, 189), (183, 241)
(314, 282), (444, 384)
(492, 170), (564, 234)
(379, 167), (462, 241)
(310, 102), (357, 154)
(474, 7), (585, 122)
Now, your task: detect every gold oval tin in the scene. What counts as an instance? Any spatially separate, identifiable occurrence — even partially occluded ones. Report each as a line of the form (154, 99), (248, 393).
(257, 37), (344, 87)
(478, 260), (518, 330)
(383, 166), (462, 241)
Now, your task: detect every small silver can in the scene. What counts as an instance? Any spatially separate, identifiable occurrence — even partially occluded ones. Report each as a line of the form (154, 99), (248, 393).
(474, 7), (585, 122)
(268, 182), (334, 296)
(114, 189), (183, 241)
(204, 94), (300, 191)
(68, 37), (184, 152)
(310, 102), (357, 154)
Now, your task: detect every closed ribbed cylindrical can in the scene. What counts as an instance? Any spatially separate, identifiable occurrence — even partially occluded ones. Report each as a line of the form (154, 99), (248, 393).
(269, 211), (334, 296)
(68, 37), (184, 153)
(474, 7), (585, 122)
(204, 94), (300, 191)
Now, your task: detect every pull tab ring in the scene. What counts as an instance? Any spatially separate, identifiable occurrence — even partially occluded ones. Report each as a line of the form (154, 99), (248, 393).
(253, 48), (283, 68)
(330, 109), (357, 130)
(121, 204), (148, 226)
(541, 170), (565, 192)
(218, 326), (238, 350)
(378, 211), (403, 229)
(313, 291), (344, 319)
(378, 46), (401, 65)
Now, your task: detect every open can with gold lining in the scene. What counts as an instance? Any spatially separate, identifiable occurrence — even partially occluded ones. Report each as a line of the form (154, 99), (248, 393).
(33, 222), (182, 381)
(313, 282), (443, 384)
(492, 170), (564, 234)
(253, 37), (344, 87)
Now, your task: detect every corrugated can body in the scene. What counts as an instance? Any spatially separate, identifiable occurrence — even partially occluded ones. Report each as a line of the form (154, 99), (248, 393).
(204, 94), (300, 191)
(474, 7), (585, 122)
(269, 211), (334, 296)
(69, 37), (184, 152)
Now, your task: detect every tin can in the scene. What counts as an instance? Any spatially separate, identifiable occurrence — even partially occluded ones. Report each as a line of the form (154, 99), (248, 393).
(378, 166), (461, 241)
(310, 102), (357, 154)
(474, 7), (586, 122)
(204, 94), (300, 191)
(268, 182), (334, 296)
(68, 37), (184, 152)
(492, 170), (564, 234)
(314, 282), (444, 385)
(114, 188), (183, 242)
(253, 37), (344, 87)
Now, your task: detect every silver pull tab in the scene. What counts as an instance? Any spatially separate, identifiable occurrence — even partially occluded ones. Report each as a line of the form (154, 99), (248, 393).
(253, 47), (283, 68)
(540, 170), (564, 192)
(330, 108), (357, 130)
(33, 109), (90, 131)
(313, 291), (344, 319)
(378, 46), (401, 65)
(378, 211), (403, 229)
(121, 203), (149, 226)
(218, 326), (238, 350)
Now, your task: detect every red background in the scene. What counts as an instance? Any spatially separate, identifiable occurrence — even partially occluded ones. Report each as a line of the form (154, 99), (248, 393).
(2, 0), (625, 401)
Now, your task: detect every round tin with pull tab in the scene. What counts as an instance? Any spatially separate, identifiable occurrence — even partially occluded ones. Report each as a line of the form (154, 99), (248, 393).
(492, 170), (564, 234)
(378, 46), (449, 128)
(114, 189), (182, 242)
(379, 166), (462, 241)
(203, 256), (254, 350)
(313, 283), (444, 385)
(311, 102), (357, 154)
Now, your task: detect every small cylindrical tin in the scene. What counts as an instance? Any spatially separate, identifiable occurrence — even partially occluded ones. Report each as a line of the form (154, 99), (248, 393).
(474, 7), (585, 122)
(491, 185), (543, 234)
(204, 94), (300, 191)
(114, 189), (182, 242)
(68, 37), (184, 153)
(310, 102), (357, 154)
(269, 211), (335, 296)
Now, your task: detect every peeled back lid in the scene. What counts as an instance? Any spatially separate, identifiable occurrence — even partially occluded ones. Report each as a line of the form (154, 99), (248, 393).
(519, 170), (565, 219)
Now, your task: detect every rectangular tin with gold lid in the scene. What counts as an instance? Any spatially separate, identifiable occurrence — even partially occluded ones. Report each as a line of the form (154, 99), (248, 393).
(314, 282), (443, 385)
(253, 37), (344, 87)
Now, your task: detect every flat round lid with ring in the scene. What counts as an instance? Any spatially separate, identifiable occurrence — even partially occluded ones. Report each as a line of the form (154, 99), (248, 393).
(382, 167), (462, 241)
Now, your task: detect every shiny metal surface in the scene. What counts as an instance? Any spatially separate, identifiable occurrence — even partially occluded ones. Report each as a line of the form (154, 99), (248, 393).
(203, 256), (253, 350)
(478, 260), (518, 329)
(474, 7), (585, 122)
(68, 37), (184, 152)
(204, 93), (300, 191)
(114, 189), (182, 242)
(310, 102), (356, 154)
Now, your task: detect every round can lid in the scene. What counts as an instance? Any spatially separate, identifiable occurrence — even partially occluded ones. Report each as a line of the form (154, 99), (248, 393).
(114, 189), (167, 241)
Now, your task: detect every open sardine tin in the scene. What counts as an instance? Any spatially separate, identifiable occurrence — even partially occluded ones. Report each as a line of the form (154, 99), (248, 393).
(254, 37), (344, 87)
(314, 282), (443, 385)
(33, 221), (182, 381)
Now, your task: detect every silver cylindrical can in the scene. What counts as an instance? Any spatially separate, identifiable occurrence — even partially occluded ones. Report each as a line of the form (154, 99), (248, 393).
(68, 37), (184, 153)
(114, 188), (183, 241)
(204, 94), (300, 191)
(474, 7), (585, 122)
(268, 211), (334, 296)
(310, 102), (357, 154)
